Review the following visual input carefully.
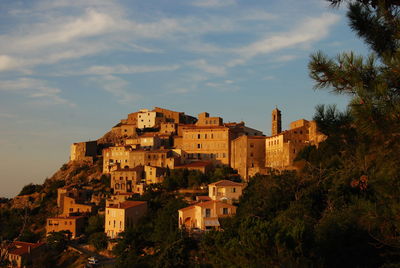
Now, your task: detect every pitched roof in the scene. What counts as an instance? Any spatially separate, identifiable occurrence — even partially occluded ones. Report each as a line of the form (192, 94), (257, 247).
(196, 196), (212, 201)
(178, 200), (236, 212)
(208, 180), (243, 187)
(48, 215), (85, 220)
(195, 200), (236, 208)
(8, 241), (46, 256)
(107, 200), (146, 209)
(175, 161), (212, 168)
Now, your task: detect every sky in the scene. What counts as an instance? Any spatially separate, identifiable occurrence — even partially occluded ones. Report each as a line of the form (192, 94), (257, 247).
(0, 0), (369, 198)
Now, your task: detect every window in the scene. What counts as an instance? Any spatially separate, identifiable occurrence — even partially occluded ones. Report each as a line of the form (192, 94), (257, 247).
(232, 187), (236, 193)
(250, 153), (253, 157)
(205, 208), (211, 218)
(250, 143), (254, 148)
(223, 208), (228, 215)
(197, 144), (201, 149)
(198, 134), (201, 139)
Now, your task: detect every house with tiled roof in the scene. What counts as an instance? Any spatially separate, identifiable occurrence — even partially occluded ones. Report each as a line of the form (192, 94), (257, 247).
(208, 180), (244, 204)
(3, 241), (45, 268)
(178, 200), (236, 231)
(105, 201), (147, 239)
(46, 215), (86, 238)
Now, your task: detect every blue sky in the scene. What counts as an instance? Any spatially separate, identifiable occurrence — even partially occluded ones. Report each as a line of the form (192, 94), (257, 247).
(0, 0), (368, 197)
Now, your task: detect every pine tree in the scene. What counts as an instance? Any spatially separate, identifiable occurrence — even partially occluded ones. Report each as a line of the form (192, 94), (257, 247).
(309, 0), (400, 144)
(309, 0), (400, 255)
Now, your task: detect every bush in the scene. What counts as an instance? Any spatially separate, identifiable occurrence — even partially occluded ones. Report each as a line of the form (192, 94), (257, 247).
(18, 183), (43, 196)
(89, 232), (108, 251)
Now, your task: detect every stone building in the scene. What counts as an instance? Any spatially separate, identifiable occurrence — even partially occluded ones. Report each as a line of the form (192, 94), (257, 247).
(70, 141), (97, 162)
(174, 161), (214, 173)
(178, 200), (236, 231)
(159, 122), (177, 135)
(57, 185), (90, 211)
(265, 110), (326, 169)
(175, 113), (263, 166)
(231, 135), (266, 181)
(111, 166), (144, 194)
(105, 201), (147, 239)
(272, 107), (282, 136)
(153, 107), (197, 125)
(4, 241), (45, 268)
(106, 193), (135, 207)
(208, 180), (244, 204)
(137, 109), (164, 129)
(103, 146), (179, 173)
(46, 215), (86, 238)
(144, 165), (166, 184)
(60, 196), (92, 216)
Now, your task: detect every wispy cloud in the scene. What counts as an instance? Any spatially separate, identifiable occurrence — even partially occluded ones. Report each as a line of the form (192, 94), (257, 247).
(91, 75), (141, 104)
(273, 55), (299, 62)
(227, 13), (340, 67)
(262, 75), (275, 81)
(188, 59), (226, 76)
(81, 64), (180, 75)
(0, 78), (74, 106)
(205, 79), (239, 92)
(192, 0), (236, 8)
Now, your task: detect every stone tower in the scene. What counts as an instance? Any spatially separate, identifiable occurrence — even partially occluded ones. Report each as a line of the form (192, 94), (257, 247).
(271, 107), (282, 136)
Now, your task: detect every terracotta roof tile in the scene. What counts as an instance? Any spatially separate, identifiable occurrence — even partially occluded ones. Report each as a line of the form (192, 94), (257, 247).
(8, 241), (46, 256)
(208, 180), (243, 187)
(107, 200), (146, 209)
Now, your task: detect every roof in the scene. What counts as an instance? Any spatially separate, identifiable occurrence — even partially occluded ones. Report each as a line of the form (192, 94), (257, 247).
(182, 125), (227, 130)
(48, 215), (85, 220)
(107, 200), (146, 209)
(175, 161), (213, 168)
(140, 133), (160, 137)
(178, 200), (236, 212)
(112, 165), (144, 172)
(196, 196), (212, 201)
(111, 193), (135, 196)
(8, 241), (46, 256)
(196, 200), (236, 208)
(208, 180), (243, 187)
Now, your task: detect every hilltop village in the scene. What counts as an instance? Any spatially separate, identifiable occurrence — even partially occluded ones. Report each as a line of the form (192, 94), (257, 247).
(2, 106), (326, 267)
(64, 107), (324, 237)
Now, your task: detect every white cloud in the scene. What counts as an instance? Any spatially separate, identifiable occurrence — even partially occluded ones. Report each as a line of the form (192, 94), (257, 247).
(238, 10), (278, 21)
(188, 59), (226, 76)
(91, 75), (141, 104)
(273, 55), (298, 62)
(262, 75), (275, 80)
(205, 79), (238, 92)
(1, 10), (118, 54)
(192, 0), (236, 8)
(242, 13), (339, 56)
(227, 13), (340, 67)
(0, 78), (74, 106)
(82, 64), (180, 75)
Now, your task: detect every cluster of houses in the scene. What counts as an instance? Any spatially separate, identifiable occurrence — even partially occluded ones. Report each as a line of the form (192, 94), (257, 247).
(49, 107), (325, 238)
(3, 107), (325, 267)
(44, 178), (244, 242)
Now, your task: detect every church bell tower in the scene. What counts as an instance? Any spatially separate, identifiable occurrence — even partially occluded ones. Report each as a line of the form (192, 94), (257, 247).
(271, 107), (282, 136)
